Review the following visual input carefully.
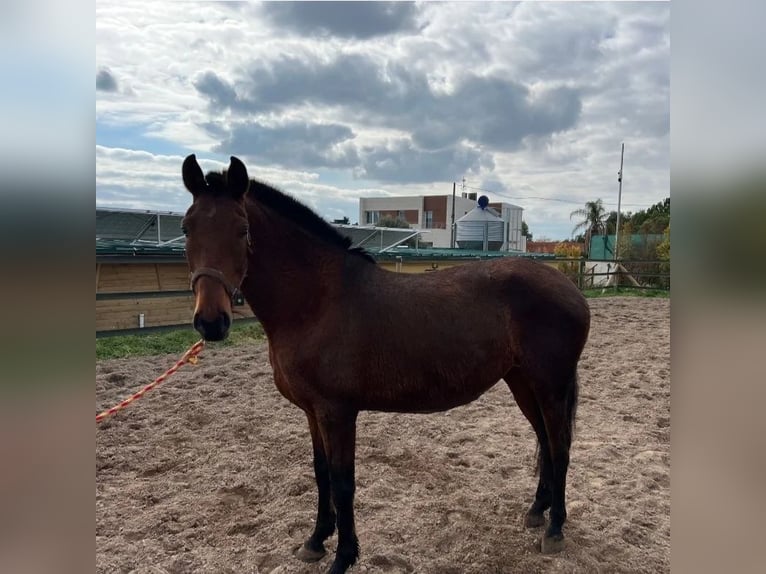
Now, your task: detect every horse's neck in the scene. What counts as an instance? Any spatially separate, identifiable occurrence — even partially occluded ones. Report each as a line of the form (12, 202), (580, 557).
(243, 202), (346, 334)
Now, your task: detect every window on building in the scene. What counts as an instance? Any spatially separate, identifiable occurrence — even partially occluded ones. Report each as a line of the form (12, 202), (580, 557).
(366, 210), (380, 224)
(424, 210), (434, 229)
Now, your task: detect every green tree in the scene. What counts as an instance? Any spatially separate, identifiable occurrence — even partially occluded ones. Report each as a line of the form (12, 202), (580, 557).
(656, 224), (670, 260)
(377, 215), (417, 247)
(521, 220), (533, 241)
(570, 199), (608, 257)
(629, 198), (670, 234)
(656, 224), (670, 288)
(377, 215), (411, 229)
(616, 221), (635, 260)
(554, 242), (583, 285)
(605, 210), (632, 235)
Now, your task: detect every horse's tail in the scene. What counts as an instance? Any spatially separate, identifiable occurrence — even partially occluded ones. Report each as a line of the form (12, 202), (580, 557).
(567, 371), (579, 444)
(534, 370), (579, 477)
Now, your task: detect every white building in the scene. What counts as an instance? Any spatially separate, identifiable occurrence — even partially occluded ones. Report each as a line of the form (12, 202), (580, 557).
(359, 193), (526, 251)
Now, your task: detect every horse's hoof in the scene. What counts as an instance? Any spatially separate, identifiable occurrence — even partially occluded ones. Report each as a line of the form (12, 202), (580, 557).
(326, 561), (348, 574)
(524, 511), (546, 528)
(294, 541), (327, 563)
(541, 532), (565, 554)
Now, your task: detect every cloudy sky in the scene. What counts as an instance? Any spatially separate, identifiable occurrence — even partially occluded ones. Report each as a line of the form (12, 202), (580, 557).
(96, 1), (669, 240)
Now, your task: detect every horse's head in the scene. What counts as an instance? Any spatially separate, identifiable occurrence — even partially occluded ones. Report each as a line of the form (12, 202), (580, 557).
(181, 154), (251, 341)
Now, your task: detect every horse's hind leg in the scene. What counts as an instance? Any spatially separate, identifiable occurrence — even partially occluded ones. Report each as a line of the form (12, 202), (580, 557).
(316, 409), (360, 574)
(536, 370), (578, 554)
(294, 412), (336, 562)
(505, 371), (552, 528)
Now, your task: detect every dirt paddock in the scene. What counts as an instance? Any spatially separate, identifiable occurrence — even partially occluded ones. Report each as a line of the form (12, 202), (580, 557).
(97, 296), (670, 573)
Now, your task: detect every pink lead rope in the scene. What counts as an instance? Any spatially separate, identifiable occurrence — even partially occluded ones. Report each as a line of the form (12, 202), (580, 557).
(96, 339), (205, 423)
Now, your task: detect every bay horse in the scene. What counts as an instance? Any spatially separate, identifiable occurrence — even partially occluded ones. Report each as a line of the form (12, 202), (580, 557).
(181, 155), (590, 574)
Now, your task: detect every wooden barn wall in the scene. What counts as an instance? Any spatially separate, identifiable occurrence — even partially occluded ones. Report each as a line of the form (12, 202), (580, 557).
(96, 262), (254, 333)
(97, 262), (190, 293)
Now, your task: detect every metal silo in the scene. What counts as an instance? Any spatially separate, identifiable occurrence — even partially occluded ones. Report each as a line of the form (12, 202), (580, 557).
(456, 196), (505, 251)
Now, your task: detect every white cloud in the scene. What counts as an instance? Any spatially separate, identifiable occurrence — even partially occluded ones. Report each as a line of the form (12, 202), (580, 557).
(96, 145), (388, 222)
(96, 1), (669, 238)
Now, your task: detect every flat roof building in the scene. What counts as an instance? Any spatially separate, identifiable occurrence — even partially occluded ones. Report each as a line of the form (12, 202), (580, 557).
(359, 193), (526, 251)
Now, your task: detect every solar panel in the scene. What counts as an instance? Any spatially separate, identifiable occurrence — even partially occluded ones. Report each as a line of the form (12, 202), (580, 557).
(334, 224), (428, 253)
(96, 209), (425, 253)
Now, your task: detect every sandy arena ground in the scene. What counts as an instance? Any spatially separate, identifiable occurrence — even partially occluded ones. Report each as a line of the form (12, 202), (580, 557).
(96, 296), (670, 573)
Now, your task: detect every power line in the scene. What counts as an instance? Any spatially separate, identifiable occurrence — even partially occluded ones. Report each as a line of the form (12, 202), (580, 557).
(462, 184), (656, 209)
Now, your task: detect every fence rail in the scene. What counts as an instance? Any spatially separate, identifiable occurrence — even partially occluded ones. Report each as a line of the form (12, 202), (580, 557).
(553, 258), (670, 292)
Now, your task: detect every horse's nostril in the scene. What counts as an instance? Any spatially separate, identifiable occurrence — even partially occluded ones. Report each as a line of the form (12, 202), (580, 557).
(193, 313), (230, 341)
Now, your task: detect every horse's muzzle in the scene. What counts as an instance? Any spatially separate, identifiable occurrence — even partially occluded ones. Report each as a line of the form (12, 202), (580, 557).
(193, 312), (231, 341)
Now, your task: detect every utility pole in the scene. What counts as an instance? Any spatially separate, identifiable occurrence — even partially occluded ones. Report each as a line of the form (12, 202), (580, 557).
(614, 142), (625, 261)
(450, 181), (456, 248)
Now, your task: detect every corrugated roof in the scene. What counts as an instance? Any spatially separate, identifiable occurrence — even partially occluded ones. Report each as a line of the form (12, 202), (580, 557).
(96, 208), (185, 245)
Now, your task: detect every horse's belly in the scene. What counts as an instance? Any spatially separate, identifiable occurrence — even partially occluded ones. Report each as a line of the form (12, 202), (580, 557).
(359, 373), (502, 413)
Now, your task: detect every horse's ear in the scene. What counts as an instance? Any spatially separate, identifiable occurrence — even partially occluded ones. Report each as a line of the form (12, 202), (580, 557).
(182, 154), (207, 196)
(227, 156), (250, 199)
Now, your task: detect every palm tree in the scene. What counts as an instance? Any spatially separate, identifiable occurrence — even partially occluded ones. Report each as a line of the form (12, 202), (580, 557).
(570, 199), (607, 258)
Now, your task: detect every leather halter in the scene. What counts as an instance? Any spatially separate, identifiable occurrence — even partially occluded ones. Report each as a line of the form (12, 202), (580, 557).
(190, 267), (244, 304)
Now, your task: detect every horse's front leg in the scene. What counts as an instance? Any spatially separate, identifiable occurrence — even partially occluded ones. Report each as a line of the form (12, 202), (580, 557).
(317, 409), (359, 574)
(294, 412), (336, 562)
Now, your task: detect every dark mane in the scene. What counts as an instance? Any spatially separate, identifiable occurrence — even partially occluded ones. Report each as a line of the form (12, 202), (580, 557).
(205, 171), (374, 263)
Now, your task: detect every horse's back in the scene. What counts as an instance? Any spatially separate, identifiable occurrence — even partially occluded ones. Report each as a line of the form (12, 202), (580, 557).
(387, 256), (589, 326)
(377, 256), (590, 374)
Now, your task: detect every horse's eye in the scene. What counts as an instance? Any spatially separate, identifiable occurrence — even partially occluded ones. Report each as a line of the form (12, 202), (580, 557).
(181, 226), (188, 236)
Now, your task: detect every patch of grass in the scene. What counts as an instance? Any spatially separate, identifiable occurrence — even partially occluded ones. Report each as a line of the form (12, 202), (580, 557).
(225, 322), (266, 346)
(583, 287), (670, 299)
(96, 321), (265, 360)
